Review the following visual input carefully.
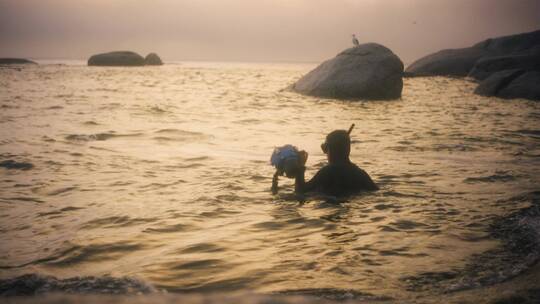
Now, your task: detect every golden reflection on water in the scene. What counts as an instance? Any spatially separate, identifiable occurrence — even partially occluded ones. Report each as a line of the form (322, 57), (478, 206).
(0, 62), (539, 299)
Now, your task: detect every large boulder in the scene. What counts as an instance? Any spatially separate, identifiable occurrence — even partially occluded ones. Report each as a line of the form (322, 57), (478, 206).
(475, 70), (540, 100)
(405, 30), (540, 77)
(290, 43), (404, 100)
(468, 51), (540, 80)
(88, 51), (145, 66)
(0, 58), (37, 65)
(144, 53), (163, 65)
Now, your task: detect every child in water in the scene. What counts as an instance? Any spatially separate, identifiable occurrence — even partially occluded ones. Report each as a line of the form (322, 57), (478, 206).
(271, 124), (378, 196)
(270, 144), (308, 194)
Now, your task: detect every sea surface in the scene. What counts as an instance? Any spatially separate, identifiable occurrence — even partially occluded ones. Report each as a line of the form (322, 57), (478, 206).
(1, 61), (539, 302)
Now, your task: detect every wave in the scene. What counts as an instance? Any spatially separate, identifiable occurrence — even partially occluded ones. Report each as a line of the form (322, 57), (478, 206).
(1, 196), (44, 204)
(464, 171), (517, 183)
(65, 132), (142, 142)
(37, 206), (84, 217)
(152, 129), (208, 142)
(401, 190), (540, 293)
(83, 121), (100, 125)
(0, 274), (155, 296)
(276, 288), (392, 301)
(0, 241), (147, 270)
(514, 129), (540, 139)
(82, 216), (158, 229)
(143, 223), (196, 234)
(46, 186), (78, 196)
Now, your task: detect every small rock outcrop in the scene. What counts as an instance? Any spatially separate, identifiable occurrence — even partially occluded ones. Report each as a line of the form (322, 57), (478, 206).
(88, 51), (145, 66)
(0, 160), (34, 170)
(0, 58), (37, 65)
(405, 47), (489, 77)
(475, 70), (540, 100)
(290, 43), (404, 100)
(469, 51), (540, 80)
(405, 30), (540, 77)
(144, 53), (163, 66)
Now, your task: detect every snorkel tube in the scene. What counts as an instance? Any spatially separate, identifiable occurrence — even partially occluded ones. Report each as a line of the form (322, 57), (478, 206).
(348, 123), (355, 135)
(321, 123), (355, 154)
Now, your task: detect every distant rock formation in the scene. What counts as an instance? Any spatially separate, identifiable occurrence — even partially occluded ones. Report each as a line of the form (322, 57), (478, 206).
(0, 58), (37, 65)
(87, 51), (165, 66)
(405, 30), (540, 78)
(144, 53), (163, 66)
(88, 51), (145, 66)
(290, 43), (403, 100)
(405, 29), (540, 101)
(475, 70), (540, 101)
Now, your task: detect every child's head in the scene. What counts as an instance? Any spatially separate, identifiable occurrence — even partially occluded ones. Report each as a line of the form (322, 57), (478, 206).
(271, 145), (301, 178)
(281, 157), (301, 178)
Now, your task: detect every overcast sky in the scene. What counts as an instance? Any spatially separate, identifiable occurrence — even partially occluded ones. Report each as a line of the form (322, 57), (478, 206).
(1, 0), (539, 63)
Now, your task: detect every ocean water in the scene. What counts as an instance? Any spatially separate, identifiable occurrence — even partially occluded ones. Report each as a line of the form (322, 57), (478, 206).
(0, 61), (539, 301)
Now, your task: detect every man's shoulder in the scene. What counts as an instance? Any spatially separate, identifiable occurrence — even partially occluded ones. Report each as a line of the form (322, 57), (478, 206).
(349, 162), (378, 190)
(314, 163), (334, 175)
(349, 162), (368, 173)
(318, 162), (369, 174)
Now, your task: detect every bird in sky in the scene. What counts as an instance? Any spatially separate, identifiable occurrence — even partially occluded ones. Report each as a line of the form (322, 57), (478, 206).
(352, 34), (360, 47)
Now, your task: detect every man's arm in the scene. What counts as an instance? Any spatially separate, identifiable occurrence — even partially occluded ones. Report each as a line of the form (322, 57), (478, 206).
(271, 171), (280, 194)
(295, 166), (327, 194)
(294, 166), (307, 194)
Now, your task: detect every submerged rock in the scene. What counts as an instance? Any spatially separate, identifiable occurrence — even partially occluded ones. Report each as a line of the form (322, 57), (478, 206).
(475, 70), (540, 100)
(405, 29), (540, 77)
(0, 274), (155, 296)
(290, 43), (403, 100)
(0, 58), (37, 65)
(0, 160), (34, 170)
(144, 53), (163, 66)
(88, 51), (145, 67)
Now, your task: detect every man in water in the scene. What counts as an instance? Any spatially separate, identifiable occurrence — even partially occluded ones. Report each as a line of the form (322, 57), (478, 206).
(294, 128), (378, 196)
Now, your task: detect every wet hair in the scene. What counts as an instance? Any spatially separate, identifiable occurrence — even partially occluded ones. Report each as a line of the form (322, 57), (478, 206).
(323, 130), (351, 161)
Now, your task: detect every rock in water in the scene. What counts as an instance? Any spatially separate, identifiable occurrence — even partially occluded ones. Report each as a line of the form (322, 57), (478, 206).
(475, 70), (540, 100)
(494, 71), (540, 100)
(469, 51), (540, 80)
(0, 160), (34, 170)
(290, 43), (403, 100)
(405, 47), (489, 77)
(0, 58), (37, 65)
(405, 29), (540, 77)
(144, 53), (163, 66)
(475, 69), (526, 96)
(88, 51), (145, 66)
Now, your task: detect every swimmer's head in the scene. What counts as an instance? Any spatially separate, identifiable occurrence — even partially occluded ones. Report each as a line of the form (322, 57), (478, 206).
(281, 157), (302, 178)
(321, 130), (351, 162)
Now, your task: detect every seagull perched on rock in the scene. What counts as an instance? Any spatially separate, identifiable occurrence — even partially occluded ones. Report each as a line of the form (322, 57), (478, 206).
(352, 34), (360, 47)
